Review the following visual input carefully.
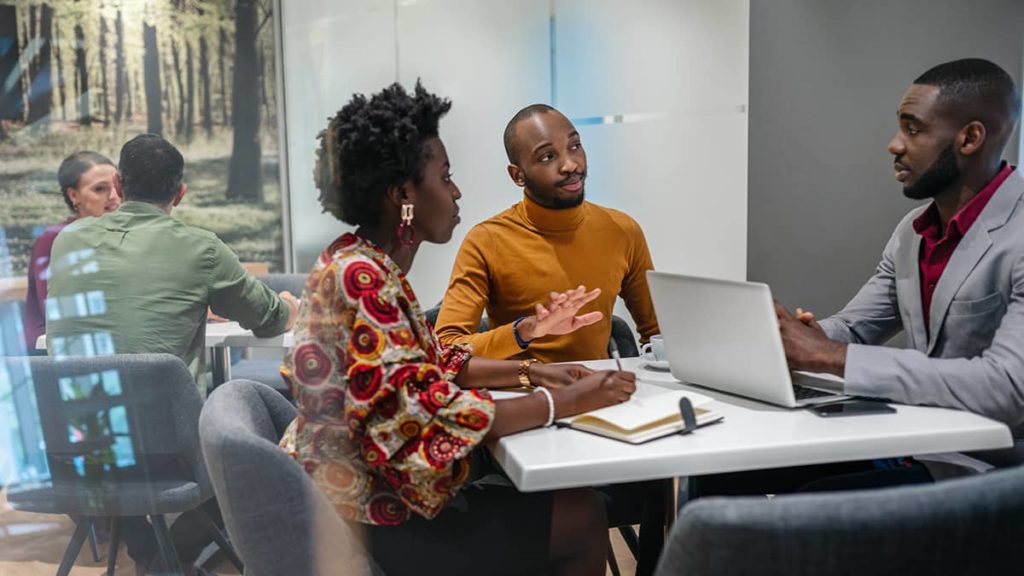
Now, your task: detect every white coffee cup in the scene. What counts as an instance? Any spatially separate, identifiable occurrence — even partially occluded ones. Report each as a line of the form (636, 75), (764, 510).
(640, 335), (666, 361)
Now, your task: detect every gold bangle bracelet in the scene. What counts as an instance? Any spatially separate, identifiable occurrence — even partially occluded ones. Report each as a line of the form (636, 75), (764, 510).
(518, 359), (537, 388)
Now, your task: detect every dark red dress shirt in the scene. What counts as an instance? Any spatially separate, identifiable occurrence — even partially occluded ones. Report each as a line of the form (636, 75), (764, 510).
(912, 162), (1014, 330)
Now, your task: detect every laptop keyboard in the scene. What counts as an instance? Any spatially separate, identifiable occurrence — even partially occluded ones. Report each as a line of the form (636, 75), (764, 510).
(793, 385), (835, 400)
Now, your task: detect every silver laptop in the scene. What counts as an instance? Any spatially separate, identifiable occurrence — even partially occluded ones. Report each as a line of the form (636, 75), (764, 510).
(646, 271), (850, 408)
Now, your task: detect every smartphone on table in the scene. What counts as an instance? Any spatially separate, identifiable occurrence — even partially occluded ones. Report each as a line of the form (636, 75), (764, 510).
(811, 400), (896, 417)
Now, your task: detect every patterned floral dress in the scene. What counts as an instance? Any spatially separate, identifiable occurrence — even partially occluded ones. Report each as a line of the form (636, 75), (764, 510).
(280, 233), (496, 526)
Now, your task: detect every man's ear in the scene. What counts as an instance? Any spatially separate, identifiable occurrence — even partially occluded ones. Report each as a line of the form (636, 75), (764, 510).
(112, 172), (125, 201)
(958, 121), (987, 157)
(171, 183), (188, 207)
(507, 164), (525, 188)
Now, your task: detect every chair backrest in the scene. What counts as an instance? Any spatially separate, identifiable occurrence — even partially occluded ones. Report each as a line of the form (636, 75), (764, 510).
(200, 379), (370, 576)
(258, 273), (309, 298)
(3, 354), (210, 512)
(423, 304), (488, 333)
(655, 465), (1024, 576)
(609, 315), (639, 358)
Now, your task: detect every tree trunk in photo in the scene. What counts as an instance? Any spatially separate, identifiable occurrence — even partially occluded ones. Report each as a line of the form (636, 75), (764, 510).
(54, 21), (66, 121)
(20, 20), (29, 122)
(24, 5), (36, 124)
(114, 10), (125, 123)
(200, 35), (213, 138)
(258, 40), (271, 126)
(227, 0), (261, 202)
(218, 26), (228, 124)
(171, 40), (185, 136)
(126, 68), (134, 119)
(28, 6), (37, 80)
(0, 5), (24, 128)
(99, 15), (111, 126)
(163, 41), (176, 137)
(74, 24), (90, 126)
(26, 3), (53, 129)
(143, 22), (162, 135)
(186, 40), (195, 141)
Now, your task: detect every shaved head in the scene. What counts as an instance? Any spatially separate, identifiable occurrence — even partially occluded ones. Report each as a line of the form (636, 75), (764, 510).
(503, 103), (559, 164)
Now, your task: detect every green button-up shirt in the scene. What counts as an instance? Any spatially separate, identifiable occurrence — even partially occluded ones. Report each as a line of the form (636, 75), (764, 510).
(46, 201), (289, 382)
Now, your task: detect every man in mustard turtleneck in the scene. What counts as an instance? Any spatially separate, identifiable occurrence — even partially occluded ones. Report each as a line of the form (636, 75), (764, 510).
(436, 104), (660, 362)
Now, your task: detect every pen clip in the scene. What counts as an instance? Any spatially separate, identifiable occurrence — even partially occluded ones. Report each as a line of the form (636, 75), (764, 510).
(678, 397), (697, 435)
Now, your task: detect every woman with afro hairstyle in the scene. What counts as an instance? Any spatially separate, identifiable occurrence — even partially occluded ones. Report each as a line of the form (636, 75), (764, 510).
(279, 82), (636, 575)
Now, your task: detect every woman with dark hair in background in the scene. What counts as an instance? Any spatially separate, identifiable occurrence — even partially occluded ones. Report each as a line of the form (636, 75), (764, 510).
(279, 82), (635, 575)
(23, 151), (120, 351)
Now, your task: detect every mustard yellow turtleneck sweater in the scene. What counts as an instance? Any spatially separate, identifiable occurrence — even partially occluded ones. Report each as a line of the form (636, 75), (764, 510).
(435, 195), (660, 363)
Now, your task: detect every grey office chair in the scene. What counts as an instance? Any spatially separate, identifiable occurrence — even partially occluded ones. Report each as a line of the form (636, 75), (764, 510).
(200, 379), (375, 575)
(226, 273), (310, 400)
(3, 354), (241, 576)
(257, 273), (309, 298)
(654, 464), (1024, 575)
(609, 314), (640, 358)
(423, 304), (489, 333)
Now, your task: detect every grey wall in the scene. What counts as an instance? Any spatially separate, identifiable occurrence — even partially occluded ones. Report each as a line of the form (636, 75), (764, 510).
(748, 0), (1023, 317)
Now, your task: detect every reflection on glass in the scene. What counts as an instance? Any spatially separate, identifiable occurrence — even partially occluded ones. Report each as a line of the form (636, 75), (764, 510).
(45, 292), (110, 322)
(49, 331), (117, 358)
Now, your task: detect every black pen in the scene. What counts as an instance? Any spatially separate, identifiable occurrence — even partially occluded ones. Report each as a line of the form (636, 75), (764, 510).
(608, 337), (623, 371)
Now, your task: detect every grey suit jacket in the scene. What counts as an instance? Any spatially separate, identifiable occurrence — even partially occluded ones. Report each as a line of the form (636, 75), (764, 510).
(820, 168), (1024, 433)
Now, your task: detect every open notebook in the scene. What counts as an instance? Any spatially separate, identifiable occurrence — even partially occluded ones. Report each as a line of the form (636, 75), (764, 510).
(556, 383), (723, 444)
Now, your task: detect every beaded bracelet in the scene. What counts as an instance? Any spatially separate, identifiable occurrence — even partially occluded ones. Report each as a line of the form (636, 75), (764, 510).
(534, 386), (555, 427)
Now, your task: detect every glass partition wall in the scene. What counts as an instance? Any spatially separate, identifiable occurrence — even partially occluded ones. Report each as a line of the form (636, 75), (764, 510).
(281, 0), (750, 309)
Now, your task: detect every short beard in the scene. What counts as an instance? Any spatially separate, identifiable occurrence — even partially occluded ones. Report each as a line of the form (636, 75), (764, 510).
(903, 144), (960, 200)
(550, 190), (586, 208)
(523, 174), (586, 209)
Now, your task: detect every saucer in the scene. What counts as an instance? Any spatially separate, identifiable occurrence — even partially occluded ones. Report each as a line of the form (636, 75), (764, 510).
(640, 355), (671, 371)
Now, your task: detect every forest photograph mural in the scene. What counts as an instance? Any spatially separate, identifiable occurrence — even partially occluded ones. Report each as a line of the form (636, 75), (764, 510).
(0, 0), (284, 277)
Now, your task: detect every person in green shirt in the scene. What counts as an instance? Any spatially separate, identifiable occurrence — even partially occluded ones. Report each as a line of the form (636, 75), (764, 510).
(46, 133), (299, 382)
(45, 134), (299, 574)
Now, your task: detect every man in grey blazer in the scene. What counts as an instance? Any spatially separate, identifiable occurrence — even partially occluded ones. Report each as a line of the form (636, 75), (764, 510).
(779, 58), (1023, 447)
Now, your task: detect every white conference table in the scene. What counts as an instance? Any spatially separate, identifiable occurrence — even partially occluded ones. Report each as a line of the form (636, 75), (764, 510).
(203, 321), (294, 384)
(491, 356), (1012, 492)
(202, 323), (1012, 488)
(204, 321), (295, 348)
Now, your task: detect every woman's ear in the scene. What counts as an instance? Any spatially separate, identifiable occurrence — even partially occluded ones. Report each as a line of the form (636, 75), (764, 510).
(385, 184), (409, 207)
(66, 186), (81, 210)
(387, 182), (420, 207)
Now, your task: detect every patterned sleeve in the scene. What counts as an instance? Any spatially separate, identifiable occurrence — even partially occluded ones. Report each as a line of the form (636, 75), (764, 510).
(331, 254), (495, 520)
